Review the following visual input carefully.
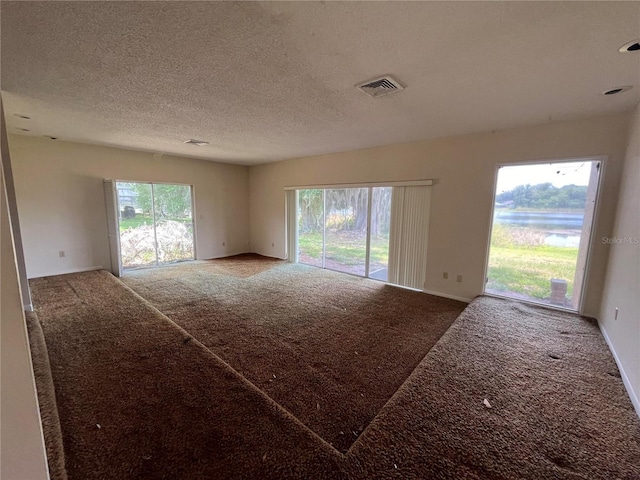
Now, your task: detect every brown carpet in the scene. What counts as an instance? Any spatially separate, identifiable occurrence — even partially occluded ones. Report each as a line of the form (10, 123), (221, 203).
(29, 270), (345, 480)
(28, 256), (640, 479)
(122, 256), (467, 453)
(197, 253), (284, 277)
(25, 311), (68, 480)
(346, 296), (640, 479)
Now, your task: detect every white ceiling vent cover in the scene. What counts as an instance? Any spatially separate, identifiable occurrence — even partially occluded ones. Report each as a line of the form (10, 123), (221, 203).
(356, 75), (405, 98)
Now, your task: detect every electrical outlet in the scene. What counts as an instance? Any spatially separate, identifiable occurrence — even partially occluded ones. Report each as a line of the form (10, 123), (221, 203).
(59, 250), (65, 258)
(456, 275), (462, 283)
(272, 242), (275, 248)
(443, 272), (448, 280)
(222, 242), (225, 247)
(614, 307), (619, 320)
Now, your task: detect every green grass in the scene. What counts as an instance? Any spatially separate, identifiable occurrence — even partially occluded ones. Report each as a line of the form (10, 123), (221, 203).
(299, 232), (322, 257)
(119, 215), (191, 232)
(119, 216), (154, 231)
(487, 245), (578, 299)
(298, 231), (389, 266)
(300, 227), (579, 301)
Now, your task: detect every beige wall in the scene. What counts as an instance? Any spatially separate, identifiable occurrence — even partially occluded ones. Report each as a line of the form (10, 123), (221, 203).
(8, 135), (250, 278)
(599, 102), (640, 413)
(1, 152), (49, 479)
(250, 113), (630, 316)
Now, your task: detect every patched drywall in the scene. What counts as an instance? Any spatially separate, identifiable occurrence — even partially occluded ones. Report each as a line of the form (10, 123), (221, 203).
(249, 113), (630, 317)
(8, 135), (250, 278)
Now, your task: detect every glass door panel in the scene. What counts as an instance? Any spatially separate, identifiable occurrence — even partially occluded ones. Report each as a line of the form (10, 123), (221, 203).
(117, 182), (155, 269)
(153, 184), (195, 265)
(297, 189), (324, 267)
(324, 188), (368, 276)
(368, 187), (392, 281)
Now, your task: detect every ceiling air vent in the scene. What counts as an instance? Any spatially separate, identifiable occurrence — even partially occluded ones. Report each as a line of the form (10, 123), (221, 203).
(356, 75), (404, 98)
(183, 139), (209, 146)
(619, 39), (640, 53)
(602, 86), (633, 96)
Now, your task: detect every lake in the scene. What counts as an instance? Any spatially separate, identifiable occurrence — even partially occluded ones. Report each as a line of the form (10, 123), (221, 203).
(493, 210), (583, 248)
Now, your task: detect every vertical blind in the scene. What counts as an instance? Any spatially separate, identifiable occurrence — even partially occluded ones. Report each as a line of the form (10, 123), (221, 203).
(387, 186), (431, 290)
(103, 179), (122, 277)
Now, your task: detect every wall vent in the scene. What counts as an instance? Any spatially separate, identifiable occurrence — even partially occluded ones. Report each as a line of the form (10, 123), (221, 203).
(183, 139), (209, 146)
(356, 75), (404, 98)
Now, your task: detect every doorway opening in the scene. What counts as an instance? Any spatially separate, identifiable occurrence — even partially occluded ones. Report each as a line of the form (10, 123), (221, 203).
(115, 182), (195, 269)
(485, 159), (601, 310)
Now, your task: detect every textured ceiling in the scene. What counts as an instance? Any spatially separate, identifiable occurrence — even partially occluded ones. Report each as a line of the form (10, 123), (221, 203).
(1, 1), (639, 165)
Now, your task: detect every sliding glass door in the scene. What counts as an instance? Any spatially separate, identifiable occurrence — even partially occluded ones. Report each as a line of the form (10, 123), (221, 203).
(296, 187), (391, 280)
(152, 184), (194, 265)
(324, 188), (369, 275)
(117, 182), (155, 268)
(297, 189), (323, 268)
(116, 181), (195, 270)
(368, 187), (392, 281)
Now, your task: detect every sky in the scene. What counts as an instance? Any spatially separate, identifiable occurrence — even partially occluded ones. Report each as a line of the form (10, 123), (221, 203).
(496, 161), (594, 194)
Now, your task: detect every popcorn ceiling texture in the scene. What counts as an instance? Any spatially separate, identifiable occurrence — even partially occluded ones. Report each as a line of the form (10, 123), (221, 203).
(2, 1), (639, 164)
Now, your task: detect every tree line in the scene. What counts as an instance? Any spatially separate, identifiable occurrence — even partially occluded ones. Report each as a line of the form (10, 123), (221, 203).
(496, 183), (587, 210)
(298, 188), (391, 236)
(129, 183), (192, 219)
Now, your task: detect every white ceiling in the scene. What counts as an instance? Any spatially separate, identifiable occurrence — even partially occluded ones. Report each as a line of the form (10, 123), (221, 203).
(1, 1), (639, 165)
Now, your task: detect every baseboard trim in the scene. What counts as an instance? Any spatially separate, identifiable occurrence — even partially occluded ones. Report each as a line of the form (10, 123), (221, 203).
(599, 322), (640, 418)
(28, 265), (104, 280)
(423, 289), (473, 303)
(202, 251), (252, 260)
(250, 250), (286, 261)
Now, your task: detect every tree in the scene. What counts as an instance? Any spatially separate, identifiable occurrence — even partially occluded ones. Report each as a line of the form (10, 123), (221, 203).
(131, 183), (192, 219)
(298, 189), (323, 233)
(297, 187), (392, 236)
(153, 184), (192, 219)
(370, 187), (391, 237)
(132, 183), (152, 213)
(496, 183), (587, 210)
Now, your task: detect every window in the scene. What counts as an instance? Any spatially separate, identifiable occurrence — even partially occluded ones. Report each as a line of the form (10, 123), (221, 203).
(485, 160), (601, 310)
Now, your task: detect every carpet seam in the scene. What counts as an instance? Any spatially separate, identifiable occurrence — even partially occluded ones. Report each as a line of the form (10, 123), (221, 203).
(108, 270), (347, 460)
(124, 263), (466, 456)
(343, 303), (468, 457)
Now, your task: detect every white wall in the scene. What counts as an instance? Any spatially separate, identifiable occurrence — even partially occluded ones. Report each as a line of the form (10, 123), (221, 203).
(250, 113), (630, 317)
(1, 151), (49, 479)
(599, 102), (640, 414)
(8, 135), (250, 278)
